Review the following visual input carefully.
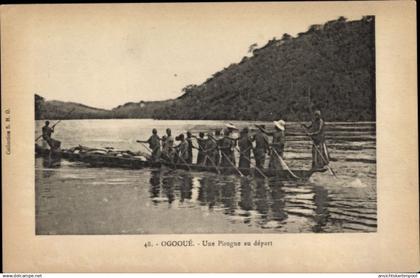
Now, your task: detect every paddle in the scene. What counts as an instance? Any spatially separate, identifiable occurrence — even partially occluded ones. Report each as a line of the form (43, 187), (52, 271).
(136, 140), (179, 173)
(35, 108), (76, 142)
(302, 131), (337, 178)
(192, 138), (221, 174)
(235, 146), (267, 179)
(270, 148), (300, 179)
(220, 151), (244, 177)
(205, 132), (243, 177)
(173, 143), (192, 171)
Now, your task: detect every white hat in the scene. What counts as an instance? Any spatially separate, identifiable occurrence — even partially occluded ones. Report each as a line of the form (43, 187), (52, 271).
(225, 122), (238, 129)
(273, 120), (286, 130)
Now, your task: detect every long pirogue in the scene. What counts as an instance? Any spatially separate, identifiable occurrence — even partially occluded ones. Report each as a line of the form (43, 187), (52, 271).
(35, 144), (319, 181)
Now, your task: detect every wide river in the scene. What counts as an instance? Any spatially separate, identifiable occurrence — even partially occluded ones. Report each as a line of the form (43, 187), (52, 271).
(35, 119), (376, 234)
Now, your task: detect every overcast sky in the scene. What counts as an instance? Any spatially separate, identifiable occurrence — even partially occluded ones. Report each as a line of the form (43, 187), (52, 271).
(13, 3), (367, 109)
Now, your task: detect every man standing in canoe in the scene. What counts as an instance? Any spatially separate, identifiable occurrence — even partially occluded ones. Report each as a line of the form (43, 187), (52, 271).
(137, 128), (161, 162)
(195, 132), (207, 165)
(174, 133), (189, 164)
(186, 131), (194, 164)
(204, 131), (219, 167)
(253, 124), (270, 169)
(302, 110), (330, 170)
(162, 128), (175, 162)
(238, 127), (253, 170)
(219, 123), (238, 167)
(41, 120), (61, 151)
(42, 121), (54, 146)
(206, 129), (223, 166)
(268, 120), (286, 170)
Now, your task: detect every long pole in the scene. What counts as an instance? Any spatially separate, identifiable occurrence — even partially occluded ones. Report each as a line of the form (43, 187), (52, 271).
(221, 151), (244, 177)
(205, 133), (240, 175)
(271, 148), (300, 179)
(174, 144), (192, 171)
(136, 140), (185, 172)
(235, 146), (267, 179)
(310, 140), (337, 178)
(301, 99), (336, 178)
(193, 140), (221, 175)
(136, 140), (154, 160)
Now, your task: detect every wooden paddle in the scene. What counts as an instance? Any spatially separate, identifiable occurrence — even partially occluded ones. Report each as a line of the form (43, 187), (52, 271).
(136, 140), (181, 174)
(310, 140), (337, 178)
(192, 139), (221, 174)
(271, 148), (300, 179)
(136, 140), (153, 153)
(235, 146), (267, 179)
(207, 131), (240, 176)
(302, 130), (337, 178)
(220, 151), (244, 177)
(173, 143), (192, 171)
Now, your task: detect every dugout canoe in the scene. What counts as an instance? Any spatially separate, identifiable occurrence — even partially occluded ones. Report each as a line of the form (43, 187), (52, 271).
(35, 144), (319, 180)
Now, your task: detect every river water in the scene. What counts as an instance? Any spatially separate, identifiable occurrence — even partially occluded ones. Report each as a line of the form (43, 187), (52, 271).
(35, 119), (376, 234)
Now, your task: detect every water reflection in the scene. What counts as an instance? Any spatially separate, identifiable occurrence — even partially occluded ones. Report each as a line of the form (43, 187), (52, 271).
(197, 176), (221, 210)
(178, 173), (193, 203)
(220, 179), (237, 215)
(269, 181), (287, 223)
(143, 169), (375, 232)
(239, 178), (253, 212)
(42, 156), (61, 169)
(149, 170), (161, 205)
(312, 185), (329, 232)
(35, 155), (377, 233)
(162, 175), (176, 205)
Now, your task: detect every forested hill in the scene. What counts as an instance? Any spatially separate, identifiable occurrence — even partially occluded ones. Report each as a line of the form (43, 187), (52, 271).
(35, 16), (375, 121)
(35, 95), (113, 120)
(154, 16), (375, 121)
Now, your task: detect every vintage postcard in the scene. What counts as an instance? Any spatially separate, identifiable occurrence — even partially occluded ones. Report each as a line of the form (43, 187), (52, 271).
(1, 2), (418, 273)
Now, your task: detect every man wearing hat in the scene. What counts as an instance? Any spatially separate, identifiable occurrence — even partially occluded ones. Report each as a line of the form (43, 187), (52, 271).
(302, 110), (330, 170)
(253, 124), (270, 169)
(268, 120), (286, 170)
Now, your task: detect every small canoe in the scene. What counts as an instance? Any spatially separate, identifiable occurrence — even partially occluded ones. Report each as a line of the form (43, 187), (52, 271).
(35, 144), (318, 180)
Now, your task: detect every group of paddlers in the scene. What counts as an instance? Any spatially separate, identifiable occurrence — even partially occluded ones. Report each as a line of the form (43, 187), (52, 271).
(136, 110), (330, 171)
(39, 110), (330, 172)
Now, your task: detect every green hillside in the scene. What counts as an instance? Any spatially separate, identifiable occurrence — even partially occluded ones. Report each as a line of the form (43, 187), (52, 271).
(35, 16), (375, 121)
(154, 16), (375, 121)
(111, 100), (174, 119)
